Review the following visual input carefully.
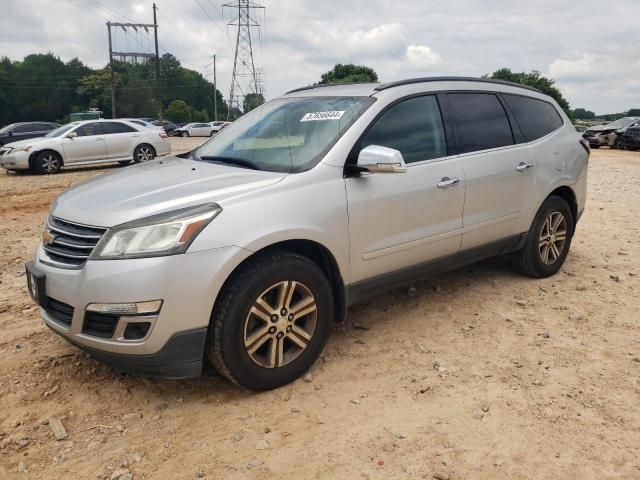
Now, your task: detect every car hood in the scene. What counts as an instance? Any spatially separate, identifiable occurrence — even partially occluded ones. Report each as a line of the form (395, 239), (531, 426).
(2, 137), (54, 149)
(52, 157), (287, 227)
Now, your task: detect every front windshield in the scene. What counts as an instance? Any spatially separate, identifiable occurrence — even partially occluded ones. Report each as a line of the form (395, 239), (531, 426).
(45, 123), (78, 138)
(606, 117), (640, 128)
(193, 96), (374, 173)
(0, 123), (18, 134)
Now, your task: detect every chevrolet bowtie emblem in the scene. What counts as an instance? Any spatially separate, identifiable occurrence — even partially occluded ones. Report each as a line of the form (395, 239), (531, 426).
(42, 229), (57, 246)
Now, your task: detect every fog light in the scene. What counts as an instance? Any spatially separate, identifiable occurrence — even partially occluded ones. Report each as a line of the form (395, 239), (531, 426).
(86, 300), (163, 315)
(123, 322), (151, 340)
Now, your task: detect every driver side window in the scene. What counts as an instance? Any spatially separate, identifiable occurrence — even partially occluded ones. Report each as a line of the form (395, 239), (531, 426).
(361, 95), (447, 164)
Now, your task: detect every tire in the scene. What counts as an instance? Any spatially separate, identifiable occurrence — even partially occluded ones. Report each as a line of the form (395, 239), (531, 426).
(207, 250), (333, 390)
(210, 131), (215, 137)
(133, 144), (155, 164)
(512, 195), (574, 278)
(182, 132), (189, 137)
(33, 151), (62, 174)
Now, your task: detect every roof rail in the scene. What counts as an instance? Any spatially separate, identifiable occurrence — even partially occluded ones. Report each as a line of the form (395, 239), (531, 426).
(373, 76), (541, 93)
(285, 82), (376, 94)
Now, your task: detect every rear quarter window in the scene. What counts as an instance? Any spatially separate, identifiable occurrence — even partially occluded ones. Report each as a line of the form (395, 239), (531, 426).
(502, 94), (564, 142)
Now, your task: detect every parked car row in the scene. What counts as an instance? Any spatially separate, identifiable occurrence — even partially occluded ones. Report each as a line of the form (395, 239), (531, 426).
(582, 116), (640, 149)
(0, 119), (170, 174)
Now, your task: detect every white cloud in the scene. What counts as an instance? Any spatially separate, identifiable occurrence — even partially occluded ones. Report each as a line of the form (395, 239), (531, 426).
(405, 45), (441, 69)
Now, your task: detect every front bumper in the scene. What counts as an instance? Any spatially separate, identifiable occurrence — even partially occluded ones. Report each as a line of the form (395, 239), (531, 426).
(30, 244), (250, 377)
(0, 149), (30, 170)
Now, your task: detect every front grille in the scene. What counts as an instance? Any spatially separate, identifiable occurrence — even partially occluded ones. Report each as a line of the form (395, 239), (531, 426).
(625, 128), (640, 136)
(44, 298), (74, 326)
(43, 217), (107, 268)
(83, 312), (118, 338)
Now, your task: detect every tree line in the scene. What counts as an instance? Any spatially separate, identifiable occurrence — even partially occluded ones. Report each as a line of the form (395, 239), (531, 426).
(0, 52), (242, 126)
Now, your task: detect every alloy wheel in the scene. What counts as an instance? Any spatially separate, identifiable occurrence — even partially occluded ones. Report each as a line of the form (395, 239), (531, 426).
(41, 154), (60, 173)
(137, 146), (153, 162)
(538, 211), (567, 265)
(243, 280), (317, 369)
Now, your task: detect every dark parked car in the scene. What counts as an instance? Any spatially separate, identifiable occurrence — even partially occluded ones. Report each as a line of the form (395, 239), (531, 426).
(0, 122), (60, 147)
(150, 120), (177, 136)
(582, 117), (640, 148)
(621, 125), (640, 151)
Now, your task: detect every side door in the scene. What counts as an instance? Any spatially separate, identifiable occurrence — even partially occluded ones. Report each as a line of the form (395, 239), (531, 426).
(101, 121), (139, 159)
(445, 92), (536, 251)
(345, 94), (466, 286)
(61, 122), (107, 163)
(192, 123), (207, 136)
(30, 123), (56, 139)
(11, 124), (37, 142)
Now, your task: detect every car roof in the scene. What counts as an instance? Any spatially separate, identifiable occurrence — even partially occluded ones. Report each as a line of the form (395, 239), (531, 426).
(283, 76), (542, 98)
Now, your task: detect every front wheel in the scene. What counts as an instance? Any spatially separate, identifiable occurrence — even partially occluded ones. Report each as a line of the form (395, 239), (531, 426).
(133, 144), (155, 163)
(33, 151), (62, 174)
(512, 195), (574, 278)
(207, 251), (333, 390)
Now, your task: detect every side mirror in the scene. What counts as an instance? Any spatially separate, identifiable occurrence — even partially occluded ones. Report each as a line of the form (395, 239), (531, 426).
(66, 131), (77, 139)
(7, 131), (13, 136)
(356, 145), (407, 173)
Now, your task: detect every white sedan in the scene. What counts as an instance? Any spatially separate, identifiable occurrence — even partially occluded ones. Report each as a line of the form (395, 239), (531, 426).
(173, 123), (215, 137)
(0, 119), (170, 174)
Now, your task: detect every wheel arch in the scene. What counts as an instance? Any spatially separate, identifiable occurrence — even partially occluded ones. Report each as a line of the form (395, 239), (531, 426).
(215, 239), (347, 324)
(29, 148), (65, 169)
(547, 185), (577, 229)
(133, 142), (156, 158)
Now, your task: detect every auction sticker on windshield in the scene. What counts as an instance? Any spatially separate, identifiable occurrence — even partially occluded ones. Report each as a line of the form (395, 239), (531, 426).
(300, 111), (345, 122)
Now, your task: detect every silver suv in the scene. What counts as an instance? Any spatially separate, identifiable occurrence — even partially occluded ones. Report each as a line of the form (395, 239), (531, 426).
(26, 77), (589, 390)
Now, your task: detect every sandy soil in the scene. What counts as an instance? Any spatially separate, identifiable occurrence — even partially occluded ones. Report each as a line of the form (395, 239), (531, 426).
(0, 143), (639, 479)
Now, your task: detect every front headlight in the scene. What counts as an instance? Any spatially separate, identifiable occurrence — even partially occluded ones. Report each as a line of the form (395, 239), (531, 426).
(91, 203), (222, 260)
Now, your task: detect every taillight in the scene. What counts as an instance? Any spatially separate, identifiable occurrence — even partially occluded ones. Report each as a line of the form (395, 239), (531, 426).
(159, 132), (168, 139)
(579, 138), (590, 155)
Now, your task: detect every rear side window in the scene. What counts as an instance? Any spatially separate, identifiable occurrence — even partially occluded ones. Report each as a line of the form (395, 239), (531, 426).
(13, 124), (35, 133)
(75, 123), (103, 137)
(102, 122), (137, 134)
(361, 95), (447, 163)
(503, 94), (564, 142)
(447, 93), (514, 154)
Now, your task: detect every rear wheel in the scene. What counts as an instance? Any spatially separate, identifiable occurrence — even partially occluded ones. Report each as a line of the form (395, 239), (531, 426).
(33, 151), (61, 174)
(512, 195), (574, 278)
(207, 251), (333, 390)
(133, 144), (155, 164)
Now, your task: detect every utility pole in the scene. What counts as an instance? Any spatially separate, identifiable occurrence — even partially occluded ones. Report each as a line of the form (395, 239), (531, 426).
(105, 6), (161, 120)
(153, 3), (162, 122)
(107, 22), (117, 118)
(223, 0), (264, 120)
(213, 54), (217, 121)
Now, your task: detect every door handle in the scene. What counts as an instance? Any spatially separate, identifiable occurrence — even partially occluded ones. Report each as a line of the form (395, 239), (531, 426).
(437, 177), (460, 188)
(516, 162), (533, 172)
(95, 137), (104, 141)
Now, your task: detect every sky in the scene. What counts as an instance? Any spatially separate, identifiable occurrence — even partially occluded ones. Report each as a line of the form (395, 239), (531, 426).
(1, 0), (639, 115)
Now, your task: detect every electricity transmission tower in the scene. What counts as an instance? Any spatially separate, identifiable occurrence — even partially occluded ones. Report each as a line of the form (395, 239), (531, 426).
(223, 0), (264, 120)
(106, 3), (162, 120)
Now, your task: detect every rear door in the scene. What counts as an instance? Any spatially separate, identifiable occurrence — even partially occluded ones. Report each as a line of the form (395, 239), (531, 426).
(346, 94), (466, 285)
(62, 122), (107, 163)
(445, 92), (535, 251)
(102, 121), (139, 159)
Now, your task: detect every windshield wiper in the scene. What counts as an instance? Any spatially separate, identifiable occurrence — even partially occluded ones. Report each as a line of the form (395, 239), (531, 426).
(198, 155), (262, 171)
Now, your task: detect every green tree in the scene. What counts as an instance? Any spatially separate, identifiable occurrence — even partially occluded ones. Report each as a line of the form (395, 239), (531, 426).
(572, 108), (596, 120)
(77, 69), (116, 117)
(243, 93), (265, 113)
(627, 108), (640, 116)
(191, 108), (209, 122)
(319, 64), (378, 84)
(165, 100), (191, 122)
(485, 68), (571, 117)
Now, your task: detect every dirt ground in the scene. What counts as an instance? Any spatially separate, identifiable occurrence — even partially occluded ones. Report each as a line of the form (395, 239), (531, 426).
(0, 141), (639, 480)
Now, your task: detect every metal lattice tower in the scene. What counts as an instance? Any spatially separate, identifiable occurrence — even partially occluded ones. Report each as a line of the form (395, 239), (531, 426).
(223, 0), (264, 119)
